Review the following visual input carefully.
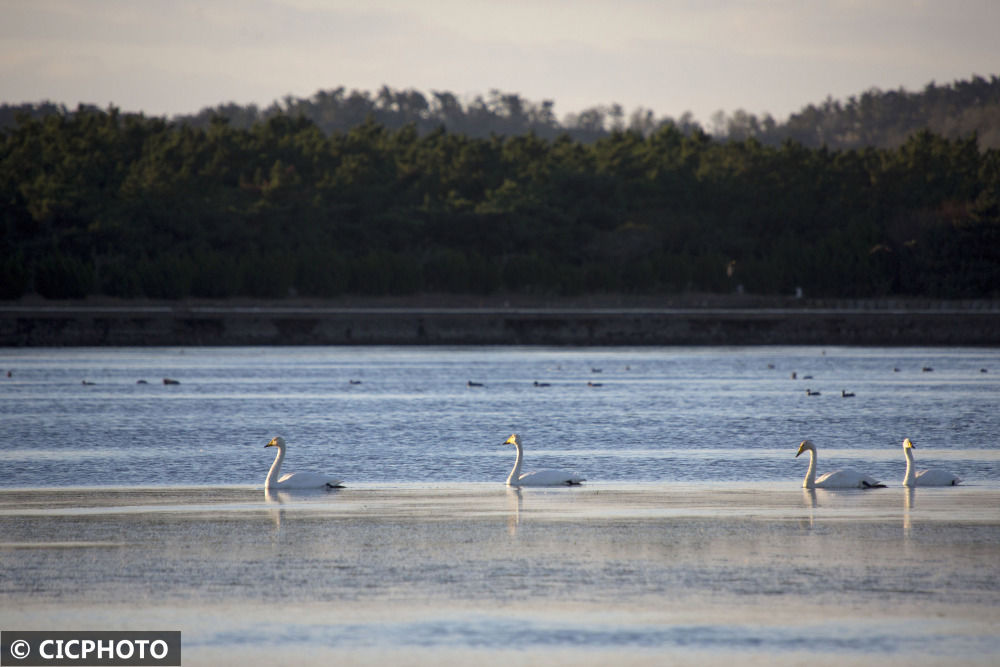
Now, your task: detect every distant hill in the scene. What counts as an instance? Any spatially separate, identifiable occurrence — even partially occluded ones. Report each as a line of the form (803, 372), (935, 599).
(3, 75), (998, 148)
(718, 75), (1000, 149)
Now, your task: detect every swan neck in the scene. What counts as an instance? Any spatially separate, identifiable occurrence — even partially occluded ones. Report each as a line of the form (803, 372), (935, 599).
(903, 446), (915, 486)
(506, 442), (524, 486)
(266, 444), (285, 488)
(803, 448), (817, 488)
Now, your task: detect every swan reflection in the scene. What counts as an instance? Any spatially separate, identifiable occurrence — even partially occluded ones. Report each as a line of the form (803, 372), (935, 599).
(262, 485), (344, 533)
(264, 487), (286, 531)
(903, 486), (916, 539)
(801, 488), (817, 528)
(506, 487), (523, 536)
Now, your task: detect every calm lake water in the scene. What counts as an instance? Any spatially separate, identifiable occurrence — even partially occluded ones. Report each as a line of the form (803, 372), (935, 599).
(2, 346), (999, 488)
(2, 346), (999, 666)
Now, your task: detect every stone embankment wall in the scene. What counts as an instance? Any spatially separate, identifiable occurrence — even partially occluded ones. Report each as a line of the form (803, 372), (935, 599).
(2, 305), (999, 346)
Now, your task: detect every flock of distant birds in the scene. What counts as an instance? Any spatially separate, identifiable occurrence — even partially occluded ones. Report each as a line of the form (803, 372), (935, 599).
(81, 377), (181, 386)
(4, 363), (981, 491)
(784, 364), (990, 398)
(5, 361), (988, 394)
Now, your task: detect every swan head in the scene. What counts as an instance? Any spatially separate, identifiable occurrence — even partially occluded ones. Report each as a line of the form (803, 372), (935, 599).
(795, 440), (816, 457)
(265, 436), (286, 449)
(903, 437), (915, 450)
(503, 434), (521, 447)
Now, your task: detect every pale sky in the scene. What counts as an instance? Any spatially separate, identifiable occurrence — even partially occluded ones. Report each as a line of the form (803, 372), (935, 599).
(2, 0), (998, 124)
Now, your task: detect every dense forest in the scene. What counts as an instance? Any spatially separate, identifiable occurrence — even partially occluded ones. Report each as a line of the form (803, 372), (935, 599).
(1, 99), (999, 301)
(4, 75), (1000, 149)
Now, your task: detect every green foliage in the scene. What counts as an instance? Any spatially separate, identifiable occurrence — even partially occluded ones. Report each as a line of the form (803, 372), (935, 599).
(0, 254), (29, 299)
(33, 253), (93, 299)
(0, 105), (998, 301)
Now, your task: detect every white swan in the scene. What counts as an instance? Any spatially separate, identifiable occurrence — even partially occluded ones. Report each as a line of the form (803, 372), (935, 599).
(902, 438), (961, 486)
(795, 440), (885, 489)
(264, 436), (343, 489)
(501, 434), (585, 487)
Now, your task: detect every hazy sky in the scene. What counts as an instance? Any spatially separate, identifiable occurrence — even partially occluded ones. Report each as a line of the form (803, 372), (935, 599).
(3, 0), (998, 124)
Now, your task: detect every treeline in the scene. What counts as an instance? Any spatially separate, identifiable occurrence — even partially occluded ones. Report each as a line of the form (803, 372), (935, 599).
(0, 89), (684, 145)
(720, 75), (1000, 149)
(4, 75), (999, 149)
(1, 107), (999, 301)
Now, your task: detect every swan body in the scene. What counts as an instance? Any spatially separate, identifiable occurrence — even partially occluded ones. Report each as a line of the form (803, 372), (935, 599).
(795, 440), (885, 489)
(502, 434), (584, 487)
(902, 438), (961, 486)
(264, 436), (343, 489)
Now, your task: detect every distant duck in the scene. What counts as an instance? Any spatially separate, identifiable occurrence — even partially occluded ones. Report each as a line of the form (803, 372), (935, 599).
(467, 380), (484, 387)
(806, 389), (821, 396)
(893, 367), (901, 373)
(587, 381), (603, 387)
(533, 381), (551, 387)
(136, 380), (148, 384)
(795, 440), (885, 489)
(841, 390), (855, 397)
(922, 367), (933, 372)
(349, 379), (362, 385)
(791, 372), (797, 379)
(980, 368), (988, 374)
(591, 368), (602, 373)
(901, 438), (962, 486)
(802, 375), (814, 380)
(81, 380), (96, 386)
(767, 363), (775, 369)
(163, 378), (180, 385)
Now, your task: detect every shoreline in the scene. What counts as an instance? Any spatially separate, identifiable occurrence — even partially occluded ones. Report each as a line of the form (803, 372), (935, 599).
(3, 296), (1000, 346)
